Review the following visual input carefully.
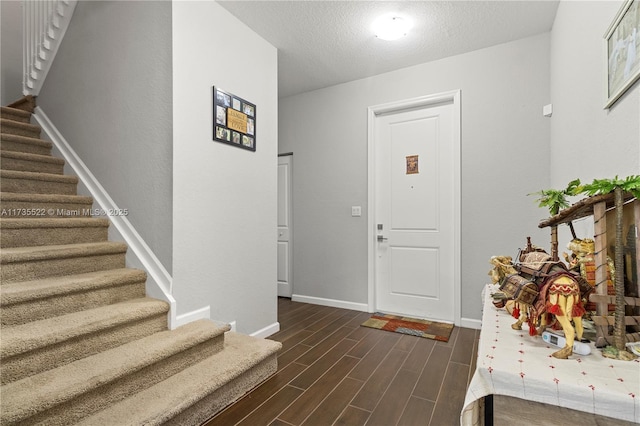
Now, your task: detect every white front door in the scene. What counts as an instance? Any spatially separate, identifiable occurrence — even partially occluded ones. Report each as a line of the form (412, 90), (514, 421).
(277, 155), (293, 297)
(370, 92), (460, 323)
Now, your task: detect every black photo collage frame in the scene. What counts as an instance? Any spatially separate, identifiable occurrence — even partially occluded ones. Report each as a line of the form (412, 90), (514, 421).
(213, 86), (256, 152)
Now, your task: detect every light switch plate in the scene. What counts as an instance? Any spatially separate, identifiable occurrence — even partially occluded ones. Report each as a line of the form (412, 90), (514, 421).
(351, 206), (362, 217)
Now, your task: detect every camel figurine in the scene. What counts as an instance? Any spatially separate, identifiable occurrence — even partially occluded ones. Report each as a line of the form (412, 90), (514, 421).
(488, 252), (587, 359)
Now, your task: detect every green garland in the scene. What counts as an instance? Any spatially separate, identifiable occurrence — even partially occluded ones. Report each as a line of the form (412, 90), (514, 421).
(531, 175), (640, 215)
(573, 175), (640, 200)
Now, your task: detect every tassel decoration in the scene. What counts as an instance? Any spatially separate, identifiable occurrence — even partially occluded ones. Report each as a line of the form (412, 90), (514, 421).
(512, 305), (520, 319)
(548, 304), (562, 315)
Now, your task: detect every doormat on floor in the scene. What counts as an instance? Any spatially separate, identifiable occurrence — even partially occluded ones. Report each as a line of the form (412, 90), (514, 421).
(361, 312), (454, 342)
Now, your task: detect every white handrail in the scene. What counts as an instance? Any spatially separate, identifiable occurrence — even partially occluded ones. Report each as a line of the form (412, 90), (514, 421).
(34, 107), (181, 329)
(23, 0), (77, 96)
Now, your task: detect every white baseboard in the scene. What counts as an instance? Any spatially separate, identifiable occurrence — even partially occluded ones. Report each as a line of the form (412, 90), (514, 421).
(174, 306), (212, 328)
(250, 322), (280, 339)
(292, 294), (369, 312)
(33, 107), (179, 328)
(460, 317), (482, 330)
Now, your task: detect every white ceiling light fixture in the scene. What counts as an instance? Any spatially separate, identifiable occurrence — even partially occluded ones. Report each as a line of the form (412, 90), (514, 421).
(372, 14), (413, 41)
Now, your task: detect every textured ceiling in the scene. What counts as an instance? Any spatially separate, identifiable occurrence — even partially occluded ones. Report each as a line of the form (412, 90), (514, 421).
(217, 1), (560, 98)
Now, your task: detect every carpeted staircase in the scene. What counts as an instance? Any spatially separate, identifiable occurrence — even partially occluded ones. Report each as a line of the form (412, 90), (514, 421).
(0, 96), (281, 425)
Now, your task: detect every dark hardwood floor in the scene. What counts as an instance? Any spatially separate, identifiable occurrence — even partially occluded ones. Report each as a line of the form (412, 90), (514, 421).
(204, 298), (479, 426)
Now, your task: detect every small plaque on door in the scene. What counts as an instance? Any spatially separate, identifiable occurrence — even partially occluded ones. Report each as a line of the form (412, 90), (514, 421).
(406, 155), (419, 175)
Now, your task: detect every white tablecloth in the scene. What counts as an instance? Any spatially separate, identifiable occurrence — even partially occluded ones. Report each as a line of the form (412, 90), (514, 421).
(461, 284), (640, 425)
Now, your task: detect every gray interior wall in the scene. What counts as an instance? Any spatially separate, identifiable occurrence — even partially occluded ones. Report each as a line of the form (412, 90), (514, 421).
(1, 0), (24, 104)
(172, 1), (278, 335)
(550, 0), (639, 189)
(549, 0), (639, 246)
(36, 1), (173, 273)
(279, 33), (552, 324)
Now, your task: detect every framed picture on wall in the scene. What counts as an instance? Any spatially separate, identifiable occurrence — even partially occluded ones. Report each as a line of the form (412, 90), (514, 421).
(604, 0), (640, 108)
(212, 86), (257, 151)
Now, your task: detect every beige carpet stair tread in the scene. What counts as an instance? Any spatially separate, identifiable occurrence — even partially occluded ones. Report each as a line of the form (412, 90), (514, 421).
(0, 150), (63, 164)
(0, 217), (110, 248)
(1, 242), (127, 283)
(77, 332), (282, 426)
(0, 133), (52, 155)
(0, 320), (230, 424)
(0, 106), (32, 123)
(1, 169), (79, 195)
(0, 169), (78, 183)
(0, 133), (48, 146)
(0, 241), (127, 264)
(0, 297), (169, 358)
(1, 149), (64, 174)
(0, 191), (92, 204)
(1, 268), (145, 305)
(0, 217), (109, 229)
(0, 192), (94, 218)
(0, 192), (94, 214)
(1, 268), (147, 326)
(0, 118), (41, 135)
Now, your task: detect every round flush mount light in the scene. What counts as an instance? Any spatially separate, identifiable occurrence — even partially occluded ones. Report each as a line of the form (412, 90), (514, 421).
(372, 15), (412, 41)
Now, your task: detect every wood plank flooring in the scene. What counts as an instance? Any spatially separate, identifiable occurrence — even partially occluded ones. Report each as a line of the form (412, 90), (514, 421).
(204, 298), (479, 426)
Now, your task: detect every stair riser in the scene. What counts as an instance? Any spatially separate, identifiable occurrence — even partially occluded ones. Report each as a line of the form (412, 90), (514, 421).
(14, 338), (225, 425)
(0, 139), (52, 156)
(0, 314), (169, 385)
(1, 281), (146, 326)
(0, 201), (93, 218)
(166, 354), (279, 426)
(0, 123), (41, 138)
(1, 226), (108, 248)
(0, 176), (77, 195)
(1, 156), (64, 174)
(1, 253), (126, 283)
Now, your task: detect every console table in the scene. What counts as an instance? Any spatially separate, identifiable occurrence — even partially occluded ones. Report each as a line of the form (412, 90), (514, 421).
(461, 284), (640, 425)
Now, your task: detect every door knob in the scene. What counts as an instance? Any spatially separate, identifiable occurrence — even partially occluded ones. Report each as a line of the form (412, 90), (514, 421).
(377, 235), (388, 242)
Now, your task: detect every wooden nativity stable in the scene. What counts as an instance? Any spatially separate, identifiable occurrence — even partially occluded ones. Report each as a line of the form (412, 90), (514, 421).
(538, 192), (640, 348)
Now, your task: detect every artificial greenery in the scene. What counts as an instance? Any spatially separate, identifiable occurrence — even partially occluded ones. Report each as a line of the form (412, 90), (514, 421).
(529, 179), (581, 215)
(531, 175), (640, 215)
(572, 175), (640, 200)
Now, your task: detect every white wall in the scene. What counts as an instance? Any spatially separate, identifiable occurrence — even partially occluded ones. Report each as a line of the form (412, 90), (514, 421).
(550, 0), (639, 245)
(280, 33), (552, 324)
(172, 1), (278, 335)
(36, 1), (174, 274)
(1, 0), (23, 104)
(551, 0), (639, 185)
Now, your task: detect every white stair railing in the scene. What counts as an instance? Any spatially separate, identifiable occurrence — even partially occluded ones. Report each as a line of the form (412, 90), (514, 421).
(23, 0), (77, 96)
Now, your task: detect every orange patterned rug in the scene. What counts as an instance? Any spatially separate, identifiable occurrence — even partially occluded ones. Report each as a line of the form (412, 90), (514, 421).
(361, 312), (454, 342)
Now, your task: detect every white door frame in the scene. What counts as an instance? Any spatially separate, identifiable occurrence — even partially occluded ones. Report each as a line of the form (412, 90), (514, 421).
(367, 90), (462, 326)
